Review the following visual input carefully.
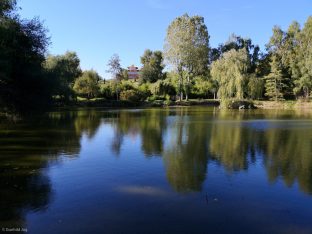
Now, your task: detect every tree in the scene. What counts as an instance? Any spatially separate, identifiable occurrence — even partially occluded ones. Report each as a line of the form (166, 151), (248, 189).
(0, 0), (51, 113)
(44, 51), (81, 102)
(191, 76), (214, 98)
(284, 22), (301, 72)
(73, 70), (100, 99)
(266, 26), (286, 55)
(120, 68), (129, 80)
(150, 79), (176, 97)
(107, 54), (123, 100)
(265, 25), (295, 99)
(247, 74), (264, 100)
(164, 14), (210, 101)
(264, 55), (289, 101)
(0, 0), (16, 17)
(293, 17), (312, 98)
(107, 54), (122, 81)
(211, 34), (260, 73)
(211, 49), (250, 100)
(140, 49), (164, 83)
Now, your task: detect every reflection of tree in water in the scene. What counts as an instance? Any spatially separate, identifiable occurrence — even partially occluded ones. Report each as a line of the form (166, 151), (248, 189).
(73, 109), (102, 139)
(210, 125), (249, 171)
(108, 110), (168, 156)
(209, 111), (259, 172)
(0, 110), (103, 228)
(140, 110), (167, 155)
(263, 128), (312, 194)
(107, 108), (312, 194)
(111, 131), (124, 155)
(163, 108), (210, 192)
(0, 158), (51, 229)
(107, 108), (210, 192)
(209, 110), (312, 194)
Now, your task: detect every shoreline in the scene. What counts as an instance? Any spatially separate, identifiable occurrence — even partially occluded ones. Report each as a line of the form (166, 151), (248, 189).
(254, 100), (312, 110)
(1, 100), (311, 118)
(58, 99), (312, 110)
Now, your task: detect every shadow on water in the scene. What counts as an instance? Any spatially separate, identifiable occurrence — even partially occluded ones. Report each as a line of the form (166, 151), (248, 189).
(0, 110), (103, 228)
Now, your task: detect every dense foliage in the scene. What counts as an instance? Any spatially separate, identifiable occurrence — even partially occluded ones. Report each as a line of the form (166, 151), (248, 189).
(164, 14), (210, 101)
(140, 49), (165, 83)
(44, 51), (82, 102)
(211, 49), (249, 100)
(0, 0), (50, 112)
(73, 70), (100, 99)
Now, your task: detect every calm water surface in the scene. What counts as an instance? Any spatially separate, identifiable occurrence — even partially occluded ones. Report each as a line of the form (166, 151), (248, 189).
(0, 107), (312, 234)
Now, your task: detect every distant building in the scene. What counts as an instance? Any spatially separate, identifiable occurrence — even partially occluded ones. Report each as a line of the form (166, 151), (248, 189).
(127, 65), (140, 80)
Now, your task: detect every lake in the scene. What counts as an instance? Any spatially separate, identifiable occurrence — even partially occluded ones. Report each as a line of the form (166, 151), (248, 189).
(0, 107), (312, 234)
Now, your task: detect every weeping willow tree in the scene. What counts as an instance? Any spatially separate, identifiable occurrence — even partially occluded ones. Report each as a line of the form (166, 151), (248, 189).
(211, 48), (250, 100)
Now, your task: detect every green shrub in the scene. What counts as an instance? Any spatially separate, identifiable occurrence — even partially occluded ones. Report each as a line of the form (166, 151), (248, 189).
(119, 90), (145, 102)
(119, 80), (135, 92)
(147, 95), (166, 101)
(99, 82), (116, 99)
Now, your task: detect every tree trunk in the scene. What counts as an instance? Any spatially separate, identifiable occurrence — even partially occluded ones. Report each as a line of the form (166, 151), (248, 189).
(179, 72), (183, 101)
(116, 82), (120, 101)
(185, 75), (190, 101)
(179, 78), (182, 101)
(304, 87), (309, 99)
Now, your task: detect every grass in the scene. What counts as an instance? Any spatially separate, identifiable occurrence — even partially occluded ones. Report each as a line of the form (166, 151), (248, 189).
(254, 100), (312, 109)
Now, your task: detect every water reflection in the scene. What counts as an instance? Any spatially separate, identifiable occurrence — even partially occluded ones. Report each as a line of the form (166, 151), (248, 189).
(263, 126), (312, 193)
(107, 109), (168, 156)
(1, 107), (312, 230)
(163, 109), (210, 192)
(105, 108), (312, 194)
(0, 110), (103, 228)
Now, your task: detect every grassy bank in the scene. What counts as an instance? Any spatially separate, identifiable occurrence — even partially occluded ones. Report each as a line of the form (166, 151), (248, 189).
(254, 100), (312, 110)
(2, 99), (312, 118)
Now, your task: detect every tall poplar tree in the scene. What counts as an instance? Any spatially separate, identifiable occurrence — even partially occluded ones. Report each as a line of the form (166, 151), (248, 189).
(107, 54), (122, 100)
(164, 14), (210, 101)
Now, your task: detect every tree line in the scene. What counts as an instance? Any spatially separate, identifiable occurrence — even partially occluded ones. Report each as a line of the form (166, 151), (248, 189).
(164, 14), (312, 102)
(1, 1), (312, 113)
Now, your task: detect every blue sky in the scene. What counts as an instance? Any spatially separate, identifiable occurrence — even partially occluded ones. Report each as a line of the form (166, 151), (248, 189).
(19, 0), (312, 79)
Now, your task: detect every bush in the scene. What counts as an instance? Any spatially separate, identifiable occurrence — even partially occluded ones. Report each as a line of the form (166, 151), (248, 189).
(119, 80), (135, 92)
(119, 90), (145, 102)
(99, 82), (117, 99)
(147, 95), (166, 102)
(73, 70), (100, 99)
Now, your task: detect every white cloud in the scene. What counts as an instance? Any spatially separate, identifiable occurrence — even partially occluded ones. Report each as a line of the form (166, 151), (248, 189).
(116, 185), (171, 196)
